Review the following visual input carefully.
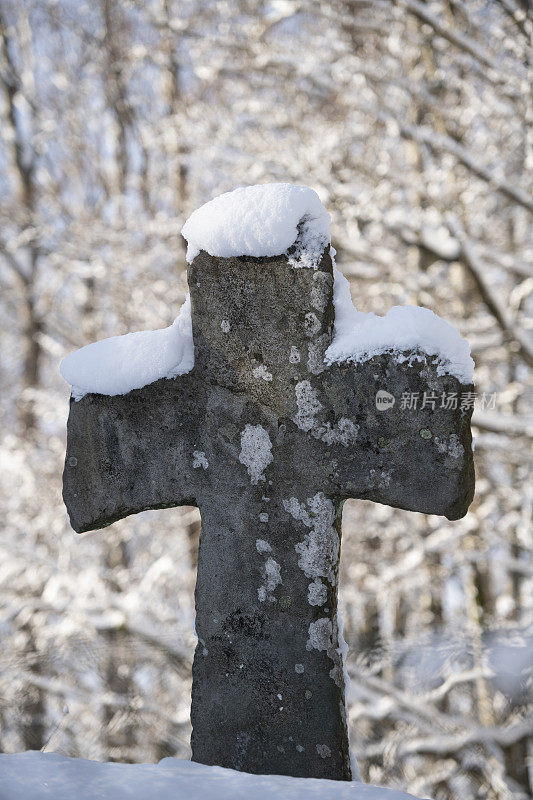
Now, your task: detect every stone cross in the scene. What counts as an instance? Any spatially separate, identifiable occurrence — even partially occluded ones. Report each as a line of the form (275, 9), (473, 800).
(63, 242), (475, 781)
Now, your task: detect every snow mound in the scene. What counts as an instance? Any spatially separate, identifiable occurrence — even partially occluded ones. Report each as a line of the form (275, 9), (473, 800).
(60, 295), (193, 400)
(181, 183), (330, 267)
(326, 267), (474, 384)
(0, 751), (428, 800)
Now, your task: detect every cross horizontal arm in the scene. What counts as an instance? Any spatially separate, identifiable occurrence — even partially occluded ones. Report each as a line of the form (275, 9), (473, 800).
(63, 373), (202, 533)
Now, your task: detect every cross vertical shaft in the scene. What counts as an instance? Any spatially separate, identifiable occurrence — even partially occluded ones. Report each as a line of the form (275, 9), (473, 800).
(187, 248), (352, 778)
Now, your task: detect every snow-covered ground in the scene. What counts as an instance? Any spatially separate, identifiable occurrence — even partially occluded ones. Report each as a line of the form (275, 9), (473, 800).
(0, 752), (429, 800)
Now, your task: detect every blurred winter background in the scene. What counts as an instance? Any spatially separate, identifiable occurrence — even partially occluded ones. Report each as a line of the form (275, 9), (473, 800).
(0, 1), (531, 798)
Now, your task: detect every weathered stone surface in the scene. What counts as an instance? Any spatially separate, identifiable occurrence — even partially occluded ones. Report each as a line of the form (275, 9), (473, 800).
(63, 245), (474, 780)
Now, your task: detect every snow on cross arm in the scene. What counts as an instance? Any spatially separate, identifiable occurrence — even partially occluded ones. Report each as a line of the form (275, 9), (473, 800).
(59, 183), (473, 399)
(60, 295), (194, 399)
(0, 751), (430, 800)
(326, 265), (474, 384)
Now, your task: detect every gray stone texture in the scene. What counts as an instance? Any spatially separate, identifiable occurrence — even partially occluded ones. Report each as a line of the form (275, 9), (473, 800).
(63, 244), (474, 781)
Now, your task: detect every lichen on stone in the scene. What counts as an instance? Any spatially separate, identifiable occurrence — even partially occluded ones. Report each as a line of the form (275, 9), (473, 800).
(289, 346), (301, 364)
(239, 424), (273, 484)
(316, 744), (332, 759)
(293, 381), (323, 432)
(253, 365), (273, 382)
(192, 451), (208, 469)
(306, 617), (333, 651)
(257, 556), (281, 603)
(308, 579), (327, 606)
(434, 432), (464, 458)
(283, 493), (339, 585)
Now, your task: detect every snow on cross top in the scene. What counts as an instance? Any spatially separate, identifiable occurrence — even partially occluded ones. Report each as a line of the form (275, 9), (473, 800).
(59, 183), (473, 398)
(181, 183), (331, 267)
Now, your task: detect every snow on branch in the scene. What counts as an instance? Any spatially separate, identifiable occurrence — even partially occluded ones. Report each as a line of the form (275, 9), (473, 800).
(397, 719), (532, 758)
(397, 121), (533, 213)
(472, 411), (533, 438)
(402, 0), (511, 78)
(448, 215), (533, 367)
